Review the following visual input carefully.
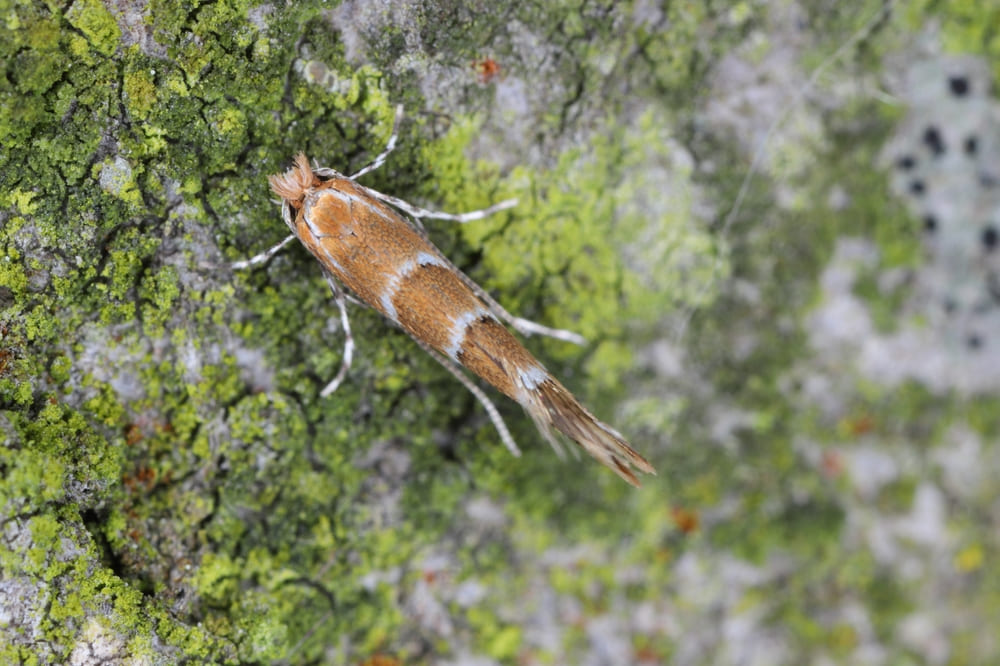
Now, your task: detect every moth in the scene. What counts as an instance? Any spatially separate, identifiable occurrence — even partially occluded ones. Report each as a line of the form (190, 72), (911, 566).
(236, 107), (654, 486)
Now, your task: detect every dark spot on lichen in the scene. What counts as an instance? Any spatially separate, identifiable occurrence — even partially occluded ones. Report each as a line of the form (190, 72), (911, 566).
(981, 225), (997, 251)
(948, 75), (969, 97)
(964, 135), (978, 156)
(922, 126), (945, 157)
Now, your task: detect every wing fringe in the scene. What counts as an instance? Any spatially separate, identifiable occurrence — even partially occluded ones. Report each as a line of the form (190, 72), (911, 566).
(521, 376), (655, 487)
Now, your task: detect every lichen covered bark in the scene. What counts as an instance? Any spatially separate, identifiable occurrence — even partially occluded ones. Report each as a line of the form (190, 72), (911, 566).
(2, 1), (999, 664)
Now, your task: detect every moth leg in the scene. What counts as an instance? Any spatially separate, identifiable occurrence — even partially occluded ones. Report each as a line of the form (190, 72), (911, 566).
(427, 238), (586, 344)
(408, 334), (522, 458)
(438, 252), (586, 344)
(346, 104), (518, 223)
(365, 188), (519, 226)
(318, 272), (356, 398)
(453, 268), (586, 346)
(349, 104), (404, 181)
(484, 302), (588, 346)
(383, 218), (587, 346)
(232, 234), (296, 270)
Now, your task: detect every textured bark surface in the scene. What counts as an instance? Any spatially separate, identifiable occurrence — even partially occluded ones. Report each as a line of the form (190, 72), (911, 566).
(2, 1), (999, 664)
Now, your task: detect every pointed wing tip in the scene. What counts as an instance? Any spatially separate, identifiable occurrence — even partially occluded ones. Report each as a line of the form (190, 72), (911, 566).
(612, 456), (656, 488)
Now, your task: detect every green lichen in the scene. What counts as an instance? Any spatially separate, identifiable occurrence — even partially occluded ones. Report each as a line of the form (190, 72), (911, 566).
(907, 0), (1000, 80)
(65, 0), (120, 57)
(122, 61), (157, 120)
(0, 247), (28, 298)
(5, 190), (38, 214)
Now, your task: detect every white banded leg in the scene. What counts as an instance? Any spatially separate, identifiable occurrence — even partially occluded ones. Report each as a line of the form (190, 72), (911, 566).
(408, 334), (522, 458)
(365, 186), (519, 225)
(232, 234), (296, 270)
(319, 272), (355, 398)
(348, 104), (404, 181)
(349, 105), (521, 225)
(463, 281), (587, 346)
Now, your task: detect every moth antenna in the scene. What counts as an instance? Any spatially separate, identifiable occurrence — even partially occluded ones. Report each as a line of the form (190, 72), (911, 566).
(513, 367), (655, 487)
(269, 153), (319, 206)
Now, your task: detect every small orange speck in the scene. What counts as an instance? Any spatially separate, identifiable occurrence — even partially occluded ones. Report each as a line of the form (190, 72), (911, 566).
(136, 466), (156, 488)
(125, 424), (143, 445)
(635, 645), (663, 663)
(847, 414), (874, 436)
(671, 506), (700, 534)
(821, 449), (844, 478)
(473, 57), (501, 84)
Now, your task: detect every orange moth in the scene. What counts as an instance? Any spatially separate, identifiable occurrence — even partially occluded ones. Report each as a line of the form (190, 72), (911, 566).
(238, 107), (654, 486)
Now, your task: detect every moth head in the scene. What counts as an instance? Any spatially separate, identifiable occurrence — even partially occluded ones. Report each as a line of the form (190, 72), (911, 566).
(268, 153), (318, 208)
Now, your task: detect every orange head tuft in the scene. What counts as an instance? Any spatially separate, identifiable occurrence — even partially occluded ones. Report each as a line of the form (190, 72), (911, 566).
(268, 153), (319, 207)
